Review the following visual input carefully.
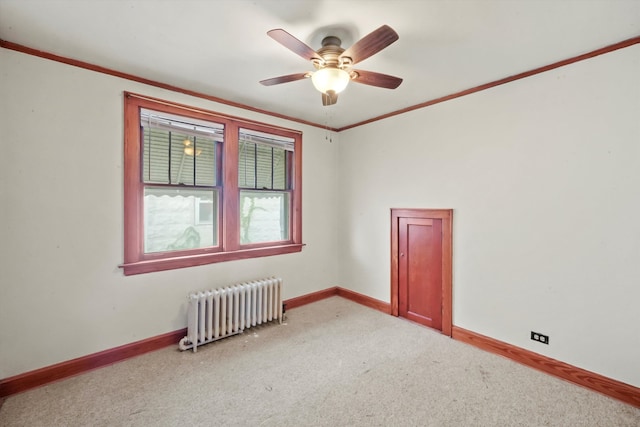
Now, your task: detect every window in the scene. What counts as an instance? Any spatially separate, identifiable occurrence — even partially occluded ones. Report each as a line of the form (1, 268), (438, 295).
(238, 128), (292, 245)
(122, 93), (302, 275)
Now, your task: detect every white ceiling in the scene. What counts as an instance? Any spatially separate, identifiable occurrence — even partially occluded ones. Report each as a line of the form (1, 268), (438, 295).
(1, 0), (639, 129)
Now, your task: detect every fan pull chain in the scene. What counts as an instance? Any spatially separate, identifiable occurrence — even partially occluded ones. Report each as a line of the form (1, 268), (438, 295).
(325, 110), (333, 143)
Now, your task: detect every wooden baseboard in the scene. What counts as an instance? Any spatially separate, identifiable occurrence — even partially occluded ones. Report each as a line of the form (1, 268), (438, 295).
(283, 287), (339, 310)
(336, 287), (391, 314)
(0, 286), (355, 398)
(5, 290), (635, 409)
(0, 328), (186, 398)
(284, 286), (392, 315)
(452, 326), (640, 408)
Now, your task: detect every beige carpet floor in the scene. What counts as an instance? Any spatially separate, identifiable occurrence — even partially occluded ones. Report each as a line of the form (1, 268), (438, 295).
(0, 296), (638, 426)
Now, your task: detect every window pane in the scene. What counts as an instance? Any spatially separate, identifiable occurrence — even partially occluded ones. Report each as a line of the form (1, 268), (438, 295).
(240, 191), (290, 244)
(142, 109), (221, 187)
(194, 137), (216, 186)
(143, 128), (171, 184)
(144, 187), (218, 253)
(238, 141), (286, 190)
(239, 128), (292, 190)
(272, 148), (286, 190)
(170, 132), (193, 185)
(238, 140), (256, 188)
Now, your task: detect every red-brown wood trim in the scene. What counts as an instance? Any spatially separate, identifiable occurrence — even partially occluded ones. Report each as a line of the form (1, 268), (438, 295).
(120, 244), (304, 275)
(291, 133), (303, 245)
(283, 286), (391, 314)
(452, 326), (640, 408)
(391, 209), (453, 336)
(0, 287), (388, 398)
(224, 121), (241, 250)
(2, 290), (636, 409)
(337, 36), (640, 132)
(336, 287), (392, 314)
(126, 92), (303, 137)
(0, 39), (334, 131)
(121, 93), (304, 275)
(283, 287), (339, 310)
(123, 95), (143, 265)
(0, 329), (186, 398)
(4, 37), (639, 133)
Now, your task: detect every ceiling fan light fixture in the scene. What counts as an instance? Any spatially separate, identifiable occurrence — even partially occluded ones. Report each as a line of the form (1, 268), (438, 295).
(311, 68), (350, 95)
(184, 146), (202, 156)
(183, 139), (202, 156)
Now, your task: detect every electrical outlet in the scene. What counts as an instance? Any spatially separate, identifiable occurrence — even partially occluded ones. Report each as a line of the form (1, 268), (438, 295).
(531, 331), (549, 345)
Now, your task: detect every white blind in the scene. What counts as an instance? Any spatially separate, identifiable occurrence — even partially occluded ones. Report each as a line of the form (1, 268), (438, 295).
(141, 109), (224, 141)
(141, 109), (220, 186)
(238, 128), (289, 190)
(239, 128), (294, 152)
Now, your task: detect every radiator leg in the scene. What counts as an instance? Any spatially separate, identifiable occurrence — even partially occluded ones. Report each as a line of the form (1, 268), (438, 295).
(178, 336), (191, 351)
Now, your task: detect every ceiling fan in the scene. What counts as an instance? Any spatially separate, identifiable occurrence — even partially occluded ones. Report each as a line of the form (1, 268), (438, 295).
(260, 25), (403, 106)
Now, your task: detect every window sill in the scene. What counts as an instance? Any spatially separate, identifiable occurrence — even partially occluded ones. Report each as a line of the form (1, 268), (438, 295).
(120, 244), (304, 276)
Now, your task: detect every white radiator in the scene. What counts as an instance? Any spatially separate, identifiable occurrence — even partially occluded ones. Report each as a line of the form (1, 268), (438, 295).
(178, 277), (283, 352)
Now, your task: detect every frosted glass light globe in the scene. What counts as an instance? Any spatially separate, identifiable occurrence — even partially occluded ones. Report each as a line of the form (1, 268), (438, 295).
(311, 68), (350, 94)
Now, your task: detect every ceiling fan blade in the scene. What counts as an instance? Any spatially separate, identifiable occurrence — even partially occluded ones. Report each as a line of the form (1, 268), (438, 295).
(322, 90), (338, 106)
(340, 25), (399, 65)
(351, 69), (403, 89)
(267, 29), (322, 62)
(260, 73), (309, 86)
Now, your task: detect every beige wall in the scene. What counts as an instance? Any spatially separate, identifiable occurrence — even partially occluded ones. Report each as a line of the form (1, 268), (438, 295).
(337, 45), (640, 387)
(2, 43), (639, 389)
(0, 49), (340, 378)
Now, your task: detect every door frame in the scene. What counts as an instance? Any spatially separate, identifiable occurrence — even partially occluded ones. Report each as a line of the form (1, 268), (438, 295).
(391, 208), (453, 336)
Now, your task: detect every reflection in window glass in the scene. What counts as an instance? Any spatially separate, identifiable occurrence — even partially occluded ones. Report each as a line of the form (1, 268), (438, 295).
(144, 187), (217, 253)
(240, 191), (289, 244)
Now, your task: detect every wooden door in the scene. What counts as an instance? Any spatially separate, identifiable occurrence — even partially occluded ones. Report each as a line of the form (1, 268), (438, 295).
(391, 209), (452, 336)
(399, 217), (442, 329)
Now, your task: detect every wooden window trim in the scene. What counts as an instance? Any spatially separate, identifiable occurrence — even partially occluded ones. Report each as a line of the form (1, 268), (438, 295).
(121, 92), (302, 275)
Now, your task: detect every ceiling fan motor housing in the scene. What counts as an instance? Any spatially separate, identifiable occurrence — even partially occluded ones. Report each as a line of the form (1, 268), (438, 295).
(314, 36), (351, 70)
